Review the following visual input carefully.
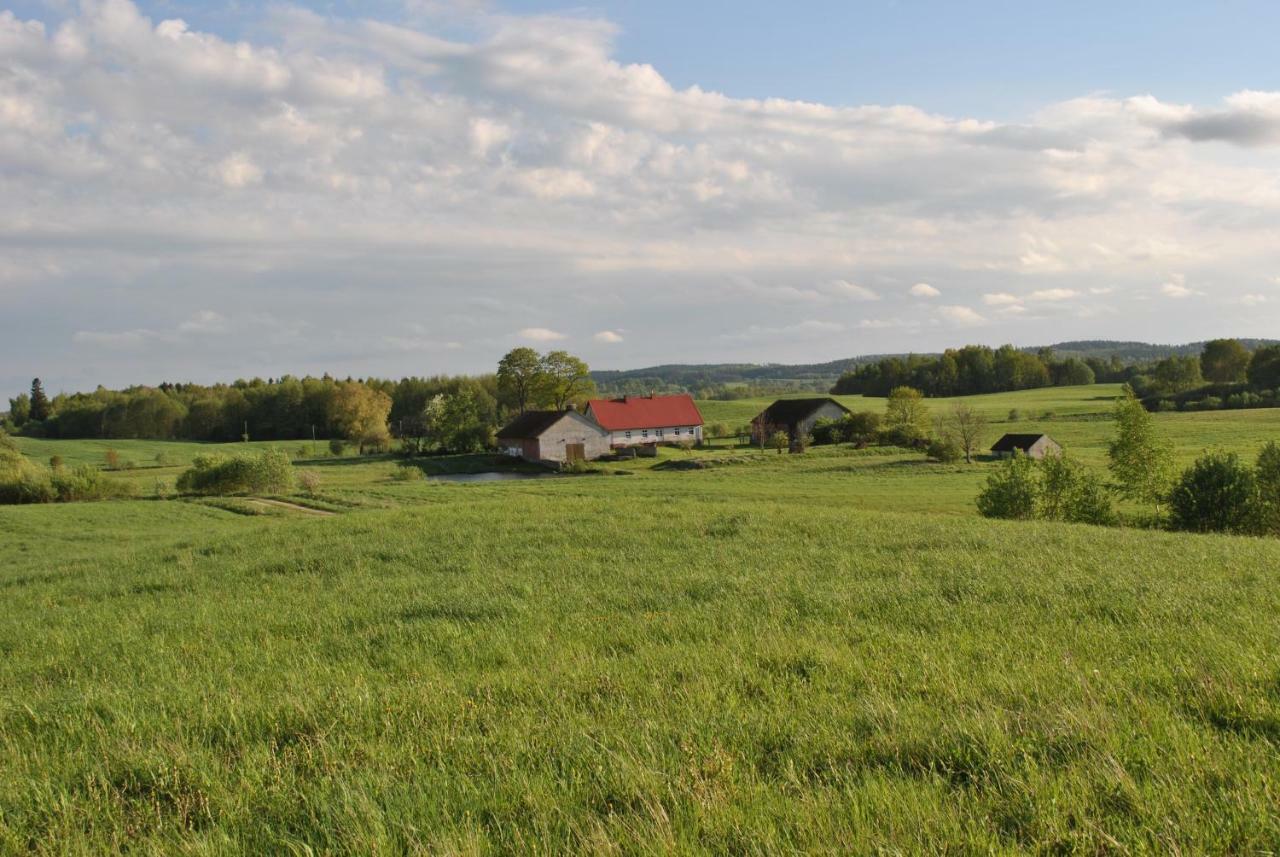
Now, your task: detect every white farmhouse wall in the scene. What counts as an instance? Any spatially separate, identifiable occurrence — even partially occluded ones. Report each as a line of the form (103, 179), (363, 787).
(608, 425), (702, 446)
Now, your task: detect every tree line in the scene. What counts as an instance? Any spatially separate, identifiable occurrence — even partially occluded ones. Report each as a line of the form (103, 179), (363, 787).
(830, 344), (1120, 398)
(3, 349), (598, 452)
(1129, 340), (1280, 411)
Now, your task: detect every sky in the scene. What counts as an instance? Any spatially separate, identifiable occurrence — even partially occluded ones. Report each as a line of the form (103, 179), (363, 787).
(4, 1), (1280, 396)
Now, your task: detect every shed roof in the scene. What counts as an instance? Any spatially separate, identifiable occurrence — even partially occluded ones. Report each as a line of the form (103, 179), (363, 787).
(754, 397), (851, 427)
(586, 394), (703, 431)
(990, 433), (1055, 452)
(496, 409), (575, 439)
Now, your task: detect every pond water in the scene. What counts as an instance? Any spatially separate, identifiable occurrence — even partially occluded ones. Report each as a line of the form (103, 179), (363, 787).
(427, 471), (558, 483)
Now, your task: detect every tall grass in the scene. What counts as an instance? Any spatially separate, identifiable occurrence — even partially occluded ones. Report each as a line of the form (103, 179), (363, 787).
(2, 494), (1279, 851)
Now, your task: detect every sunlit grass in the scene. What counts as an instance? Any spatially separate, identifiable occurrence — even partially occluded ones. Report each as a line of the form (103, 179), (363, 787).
(4, 384), (1280, 851)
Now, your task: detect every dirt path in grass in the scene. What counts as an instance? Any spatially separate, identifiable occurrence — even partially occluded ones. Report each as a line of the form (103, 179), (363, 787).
(245, 498), (336, 517)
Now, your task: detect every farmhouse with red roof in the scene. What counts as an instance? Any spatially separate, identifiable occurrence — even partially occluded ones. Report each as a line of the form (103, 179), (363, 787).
(585, 394), (704, 448)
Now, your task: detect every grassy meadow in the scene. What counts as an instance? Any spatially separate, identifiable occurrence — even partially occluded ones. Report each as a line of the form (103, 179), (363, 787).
(3, 384), (1280, 852)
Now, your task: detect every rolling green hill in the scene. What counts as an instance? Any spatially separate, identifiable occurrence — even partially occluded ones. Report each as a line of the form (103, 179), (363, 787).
(4, 384), (1280, 851)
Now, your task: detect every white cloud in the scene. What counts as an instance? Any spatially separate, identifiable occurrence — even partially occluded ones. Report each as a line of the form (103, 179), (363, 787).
(593, 330), (624, 343)
(519, 327), (567, 342)
(72, 329), (163, 348)
(177, 310), (228, 334)
(1238, 293), (1269, 306)
(217, 153), (264, 188)
(720, 319), (845, 342)
(937, 305), (985, 326)
(1028, 288), (1080, 302)
(1160, 275), (1200, 298)
(4, 1), (1280, 390)
(824, 280), (879, 301)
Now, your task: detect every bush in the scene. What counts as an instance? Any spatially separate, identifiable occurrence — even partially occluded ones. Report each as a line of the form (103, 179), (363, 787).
(50, 465), (138, 502)
(297, 470), (321, 495)
(1, 436), (135, 504)
(104, 449), (120, 470)
(0, 456), (55, 504)
(977, 454), (1038, 520)
(926, 438), (962, 463)
(175, 449), (295, 496)
(49, 455), (63, 470)
(879, 426), (928, 449)
(328, 438), (346, 457)
(810, 417), (845, 445)
(767, 431), (790, 454)
(391, 465), (423, 482)
(1257, 442), (1280, 535)
(154, 451), (171, 467)
(1168, 452), (1258, 534)
(1007, 409), (1021, 422)
(1038, 454), (1114, 525)
(844, 411), (882, 445)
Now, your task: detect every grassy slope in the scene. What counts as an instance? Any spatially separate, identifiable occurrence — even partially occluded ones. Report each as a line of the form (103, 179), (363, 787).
(2, 497), (1279, 852)
(4, 385), (1280, 851)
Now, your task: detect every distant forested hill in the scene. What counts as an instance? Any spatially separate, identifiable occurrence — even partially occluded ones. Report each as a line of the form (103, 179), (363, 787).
(592, 339), (1280, 396)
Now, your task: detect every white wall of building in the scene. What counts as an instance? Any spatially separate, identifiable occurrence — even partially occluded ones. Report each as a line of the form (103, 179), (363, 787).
(608, 425), (702, 446)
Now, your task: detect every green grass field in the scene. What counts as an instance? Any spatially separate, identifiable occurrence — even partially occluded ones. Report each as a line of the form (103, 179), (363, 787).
(3, 385), (1280, 852)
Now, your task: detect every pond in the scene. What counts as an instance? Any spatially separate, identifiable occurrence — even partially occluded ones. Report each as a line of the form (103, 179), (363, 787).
(427, 471), (558, 483)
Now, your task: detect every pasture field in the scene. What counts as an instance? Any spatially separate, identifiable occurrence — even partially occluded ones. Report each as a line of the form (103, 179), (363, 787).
(3, 385), (1280, 852)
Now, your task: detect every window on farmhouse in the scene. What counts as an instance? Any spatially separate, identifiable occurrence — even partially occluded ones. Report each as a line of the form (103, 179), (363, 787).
(624, 430), (631, 439)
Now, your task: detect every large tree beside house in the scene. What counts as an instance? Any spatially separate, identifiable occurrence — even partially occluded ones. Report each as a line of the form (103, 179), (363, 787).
(496, 348), (597, 412)
(497, 347), (543, 413)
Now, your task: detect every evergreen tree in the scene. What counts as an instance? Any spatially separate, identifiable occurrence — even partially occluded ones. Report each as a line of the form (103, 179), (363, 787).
(28, 379), (51, 422)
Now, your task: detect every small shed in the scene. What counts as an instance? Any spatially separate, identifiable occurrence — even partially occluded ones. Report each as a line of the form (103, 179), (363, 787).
(751, 397), (851, 443)
(496, 409), (610, 465)
(990, 433), (1062, 460)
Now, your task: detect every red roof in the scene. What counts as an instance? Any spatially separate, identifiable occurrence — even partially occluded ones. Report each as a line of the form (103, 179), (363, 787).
(586, 394), (704, 431)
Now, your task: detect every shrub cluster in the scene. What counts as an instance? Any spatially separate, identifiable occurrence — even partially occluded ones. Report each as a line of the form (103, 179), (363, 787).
(0, 431), (138, 504)
(175, 449), (295, 495)
(1168, 443), (1280, 536)
(977, 453), (1114, 525)
(810, 411), (882, 446)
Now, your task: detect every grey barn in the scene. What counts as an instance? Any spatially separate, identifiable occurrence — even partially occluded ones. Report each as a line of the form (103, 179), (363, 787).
(496, 409), (611, 465)
(751, 397), (852, 444)
(990, 433), (1062, 460)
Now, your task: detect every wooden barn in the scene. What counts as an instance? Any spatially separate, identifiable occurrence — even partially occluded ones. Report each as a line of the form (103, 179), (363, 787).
(751, 397), (851, 444)
(496, 408), (610, 465)
(990, 433), (1062, 460)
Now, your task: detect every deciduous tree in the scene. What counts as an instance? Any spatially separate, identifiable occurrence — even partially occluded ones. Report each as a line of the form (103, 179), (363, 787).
(941, 402), (987, 463)
(1200, 338), (1251, 384)
(538, 351), (596, 410)
(329, 381), (392, 453)
(884, 386), (930, 444)
(497, 347), (544, 413)
(1107, 390), (1174, 512)
(1247, 344), (1280, 390)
